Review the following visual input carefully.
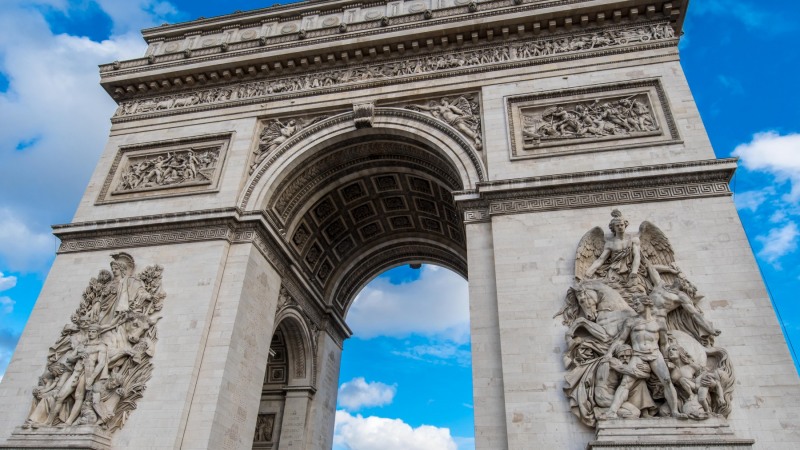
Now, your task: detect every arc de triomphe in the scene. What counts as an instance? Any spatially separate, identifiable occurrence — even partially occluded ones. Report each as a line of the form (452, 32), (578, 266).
(2, 0), (799, 449)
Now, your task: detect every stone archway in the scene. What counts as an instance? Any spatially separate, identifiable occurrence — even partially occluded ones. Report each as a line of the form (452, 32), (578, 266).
(3, 1), (798, 449)
(247, 112), (480, 448)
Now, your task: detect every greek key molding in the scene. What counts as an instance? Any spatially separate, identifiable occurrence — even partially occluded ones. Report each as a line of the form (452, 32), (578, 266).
(488, 181), (731, 216)
(111, 21), (676, 123)
(456, 159), (737, 219)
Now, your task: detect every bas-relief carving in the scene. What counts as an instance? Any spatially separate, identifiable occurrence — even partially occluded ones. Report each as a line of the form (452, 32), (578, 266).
(251, 116), (329, 174)
(114, 147), (220, 192)
(405, 94), (482, 150)
(522, 94), (659, 147)
(98, 135), (230, 204)
(253, 413), (276, 443)
(113, 22), (677, 119)
(507, 79), (679, 160)
(22, 253), (166, 434)
(555, 210), (734, 428)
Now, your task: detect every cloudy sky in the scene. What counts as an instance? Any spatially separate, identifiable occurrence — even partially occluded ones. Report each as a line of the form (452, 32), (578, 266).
(1, 1), (799, 449)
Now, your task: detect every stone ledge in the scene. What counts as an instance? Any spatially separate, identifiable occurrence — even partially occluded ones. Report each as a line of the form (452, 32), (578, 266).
(588, 418), (754, 449)
(0, 426), (112, 450)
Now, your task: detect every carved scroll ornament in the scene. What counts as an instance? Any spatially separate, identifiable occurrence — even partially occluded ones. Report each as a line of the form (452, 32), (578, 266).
(22, 253), (166, 434)
(113, 23), (676, 119)
(555, 210), (733, 428)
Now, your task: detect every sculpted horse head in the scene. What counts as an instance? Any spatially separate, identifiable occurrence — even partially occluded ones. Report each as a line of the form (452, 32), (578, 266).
(558, 280), (636, 338)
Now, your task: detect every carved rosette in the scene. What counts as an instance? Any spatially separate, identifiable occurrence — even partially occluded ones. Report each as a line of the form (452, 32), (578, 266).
(555, 210), (734, 428)
(21, 253), (166, 435)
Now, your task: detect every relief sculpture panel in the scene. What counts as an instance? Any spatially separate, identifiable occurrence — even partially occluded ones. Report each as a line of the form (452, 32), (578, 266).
(555, 210), (734, 427)
(97, 134), (230, 204)
(22, 253), (166, 433)
(508, 79), (680, 160)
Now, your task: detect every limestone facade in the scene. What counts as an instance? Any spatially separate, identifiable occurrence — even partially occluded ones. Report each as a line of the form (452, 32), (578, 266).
(1, 0), (799, 449)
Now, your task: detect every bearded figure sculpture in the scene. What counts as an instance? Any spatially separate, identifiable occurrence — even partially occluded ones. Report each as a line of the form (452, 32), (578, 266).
(555, 210), (734, 427)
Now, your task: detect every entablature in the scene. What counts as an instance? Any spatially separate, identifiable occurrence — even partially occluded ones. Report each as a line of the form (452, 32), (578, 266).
(100, 0), (686, 105)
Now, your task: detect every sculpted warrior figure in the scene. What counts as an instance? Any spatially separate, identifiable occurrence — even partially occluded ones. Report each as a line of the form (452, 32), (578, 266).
(594, 344), (656, 419)
(601, 295), (686, 420)
(98, 252), (149, 327)
(666, 342), (726, 419)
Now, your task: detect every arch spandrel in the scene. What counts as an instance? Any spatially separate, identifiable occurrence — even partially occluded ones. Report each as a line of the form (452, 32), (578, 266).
(240, 107), (486, 213)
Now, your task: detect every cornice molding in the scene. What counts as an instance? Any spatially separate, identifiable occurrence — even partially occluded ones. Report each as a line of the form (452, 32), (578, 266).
(110, 21), (677, 124)
(459, 158), (737, 222)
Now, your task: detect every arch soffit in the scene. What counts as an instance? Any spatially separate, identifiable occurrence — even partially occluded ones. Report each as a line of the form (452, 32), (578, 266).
(273, 310), (316, 387)
(240, 108), (486, 212)
(331, 239), (468, 317)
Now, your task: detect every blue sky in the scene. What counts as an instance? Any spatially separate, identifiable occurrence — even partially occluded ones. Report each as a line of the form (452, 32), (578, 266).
(0, 1), (799, 449)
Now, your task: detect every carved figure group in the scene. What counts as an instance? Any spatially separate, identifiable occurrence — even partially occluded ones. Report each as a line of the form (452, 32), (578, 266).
(250, 116), (328, 174)
(556, 210), (734, 427)
(406, 95), (482, 149)
(116, 148), (218, 192)
(23, 253), (166, 433)
(114, 23), (676, 118)
(523, 95), (658, 145)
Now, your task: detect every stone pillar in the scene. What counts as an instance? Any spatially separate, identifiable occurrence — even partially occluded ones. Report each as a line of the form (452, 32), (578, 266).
(181, 242), (282, 450)
(465, 221), (509, 448)
(277, 389), (313, 449)
(303, 331), (343, 450)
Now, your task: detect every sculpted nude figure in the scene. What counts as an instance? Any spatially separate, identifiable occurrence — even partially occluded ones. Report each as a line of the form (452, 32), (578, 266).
(600, 295), (687, 420)
(645, 262), (721, 338)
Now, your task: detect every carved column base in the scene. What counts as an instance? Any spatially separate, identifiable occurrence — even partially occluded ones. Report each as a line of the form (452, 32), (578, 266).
(0, 426), (112, 450)
(588, 418), (754, 449)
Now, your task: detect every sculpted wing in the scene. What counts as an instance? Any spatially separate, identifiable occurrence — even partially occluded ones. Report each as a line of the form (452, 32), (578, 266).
(639, 221), (675, 267)
(574, 226), (605, 280)
(259, 121), (285, 147)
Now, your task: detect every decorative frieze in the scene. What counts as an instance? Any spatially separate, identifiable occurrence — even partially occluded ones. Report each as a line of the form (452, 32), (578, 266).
(112, 22), (677, 121)
(507, 79), (679, 160)
(20, 253), (166, 436)
(97, 134), (231, 204)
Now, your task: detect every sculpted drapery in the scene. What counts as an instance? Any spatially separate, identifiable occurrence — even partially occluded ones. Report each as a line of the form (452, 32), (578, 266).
(556, 210), (734, 427)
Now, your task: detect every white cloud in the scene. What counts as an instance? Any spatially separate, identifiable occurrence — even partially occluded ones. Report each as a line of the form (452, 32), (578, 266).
(338, 377), (396, 411)
(733, 132), (800, 201)
(334, 410), (457, 450)
(0, 1), (176, 273)
(348, 266), (469, 343)
(757, 222), (799, 266)
(392, 342), (472, 367)
(0, 272), (17, 292)
(734, 189), (770, 212)
(692, 1), (793, 34)
(0, 297), (14, 315)
(0, 209), (54, 272)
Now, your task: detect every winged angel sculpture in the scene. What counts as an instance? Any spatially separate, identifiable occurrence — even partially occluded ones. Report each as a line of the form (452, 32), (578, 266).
(555, 210), (734, 427)
(249, 116), (328, 174)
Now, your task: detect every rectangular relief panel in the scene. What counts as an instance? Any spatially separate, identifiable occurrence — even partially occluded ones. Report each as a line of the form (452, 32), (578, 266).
(97, 133), (231, 204)
(507, 79), (680, 160)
